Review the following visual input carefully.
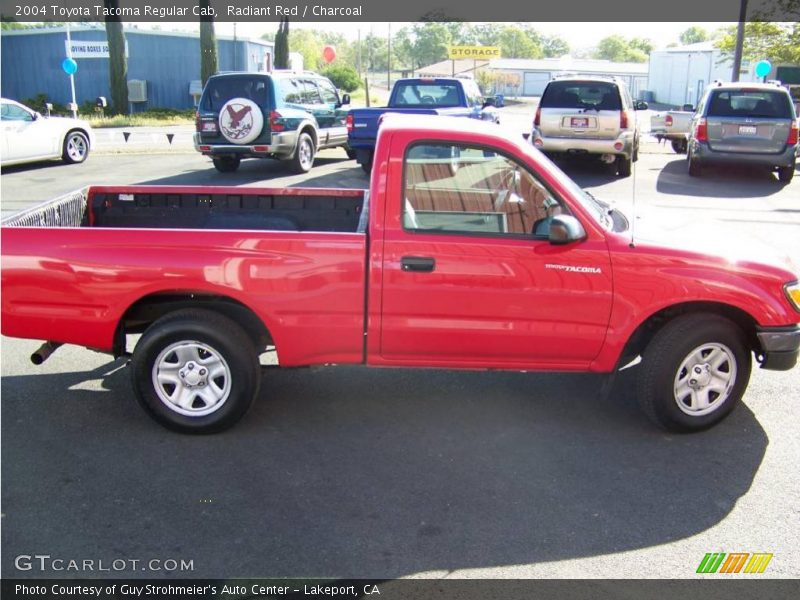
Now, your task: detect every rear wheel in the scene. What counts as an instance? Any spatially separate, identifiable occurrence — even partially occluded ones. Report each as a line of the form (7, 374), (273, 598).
(345, 146), (357, 160)
(62, 130), (90, 164)
(671, 138), (688, 154)
(636, 314), (751, 432)
(131, 309), (261, 434)
(687, 152), (702, 177)
(358, 149), (374, 174)
(290, 132), (315, 174)
(777, 163), (795, 183)
(212, 157), (241, 173)
(617, 155), (632, 177)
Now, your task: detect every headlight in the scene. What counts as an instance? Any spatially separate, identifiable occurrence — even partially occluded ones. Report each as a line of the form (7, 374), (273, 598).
(785, 281), (800, 312)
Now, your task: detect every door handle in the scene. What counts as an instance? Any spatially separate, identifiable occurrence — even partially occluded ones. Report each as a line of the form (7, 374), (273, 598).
(401, 256), (436, 273)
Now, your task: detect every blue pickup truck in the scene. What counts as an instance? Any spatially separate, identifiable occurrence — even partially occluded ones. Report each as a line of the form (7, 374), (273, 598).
(346, 77), (500, 172)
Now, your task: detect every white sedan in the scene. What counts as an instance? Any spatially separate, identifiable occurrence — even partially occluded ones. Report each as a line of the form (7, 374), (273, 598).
(1, 98), (95, 167)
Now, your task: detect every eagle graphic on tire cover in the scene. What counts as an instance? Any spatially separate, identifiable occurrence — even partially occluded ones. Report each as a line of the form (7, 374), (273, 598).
(219, 98), (263, 144)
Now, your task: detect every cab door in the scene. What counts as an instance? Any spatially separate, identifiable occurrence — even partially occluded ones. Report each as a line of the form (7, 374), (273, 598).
(376, 141), (613, 369)
(314, 78), (348, 147)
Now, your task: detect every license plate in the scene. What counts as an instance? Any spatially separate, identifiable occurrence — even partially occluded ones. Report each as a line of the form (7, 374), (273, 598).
(739, 125), (757, 135)
(571, 117), (589, 128)
(202, 122), (217, 132)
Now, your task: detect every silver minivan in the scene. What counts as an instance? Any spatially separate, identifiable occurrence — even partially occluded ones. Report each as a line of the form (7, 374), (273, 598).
(530, 76), (648, 177)
(687, 81), (798, 182)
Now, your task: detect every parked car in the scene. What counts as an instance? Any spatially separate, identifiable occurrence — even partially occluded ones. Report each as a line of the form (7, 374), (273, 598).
(0, 98), (94, 167)
(687, 81), (798, 182)
(530, 76), (648, 177)
(194, 71), (352, 174)
(346, 77), (500, 173)
(2, 116), (798, 434)
(650, 105), (694, 153)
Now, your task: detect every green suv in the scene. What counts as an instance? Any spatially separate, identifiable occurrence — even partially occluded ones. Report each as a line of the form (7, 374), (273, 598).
(194, 71), (352, 173)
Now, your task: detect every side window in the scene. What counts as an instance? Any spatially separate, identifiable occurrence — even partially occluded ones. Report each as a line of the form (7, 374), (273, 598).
(1, 103), (33, 121)
(317, 79), (339, 105)
(403, 143), (570, 237)
(300, 79), (322, 105)
(281, 79), (303, 104)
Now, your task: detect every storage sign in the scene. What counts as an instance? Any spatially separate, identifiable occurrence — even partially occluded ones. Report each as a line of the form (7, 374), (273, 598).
(447, 46), (501, 60)
(65, 40), (110, 58)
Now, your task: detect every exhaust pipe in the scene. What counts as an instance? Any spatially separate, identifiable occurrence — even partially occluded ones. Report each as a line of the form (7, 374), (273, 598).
(31, 341), (62, 365)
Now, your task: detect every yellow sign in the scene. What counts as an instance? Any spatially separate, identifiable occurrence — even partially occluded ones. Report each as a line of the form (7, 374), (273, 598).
(447, 46), (501, 60)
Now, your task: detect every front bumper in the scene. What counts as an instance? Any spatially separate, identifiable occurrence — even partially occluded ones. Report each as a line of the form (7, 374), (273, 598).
(757, 325), (800, 371)
(691, 141), (797, 169)
(193, 131), (298, 158)
(531, 130), (635, 159)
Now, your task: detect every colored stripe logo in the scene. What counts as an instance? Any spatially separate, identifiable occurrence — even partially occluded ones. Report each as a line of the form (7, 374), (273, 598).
(697, 552), (773, 574)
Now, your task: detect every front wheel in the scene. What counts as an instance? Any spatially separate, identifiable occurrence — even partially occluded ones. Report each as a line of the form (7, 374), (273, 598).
(636, 314), (751, 432)
(131, 309), (261, 434)
(290, 132), (315, 173)
(62, 130), (90, 163)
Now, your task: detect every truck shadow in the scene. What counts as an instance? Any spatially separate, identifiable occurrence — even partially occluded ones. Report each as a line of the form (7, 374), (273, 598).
(656, 158), (786, 198)
(1, 361), (768, 578)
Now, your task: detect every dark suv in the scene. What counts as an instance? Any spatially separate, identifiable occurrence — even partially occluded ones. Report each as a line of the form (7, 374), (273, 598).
(687, 81), (798, 182)
(194, 71), (352, 173)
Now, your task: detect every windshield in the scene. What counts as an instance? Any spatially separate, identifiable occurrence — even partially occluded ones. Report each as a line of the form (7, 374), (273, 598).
(392, 83), (462, 107)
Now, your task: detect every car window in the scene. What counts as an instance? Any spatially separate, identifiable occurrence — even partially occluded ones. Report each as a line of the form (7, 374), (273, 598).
(316, 79), (339, 105)
(202, 77), (269, 110)
(393, 83), (462, 107)
(541, 81), (622, 110)
(462, 80), (483, 107)
(300, 79), (322, 105)
(403, 142), (570, 237)
(1, 102), (33, 121)
(707, 90), (792, 118)
(280, 79), (304, 104)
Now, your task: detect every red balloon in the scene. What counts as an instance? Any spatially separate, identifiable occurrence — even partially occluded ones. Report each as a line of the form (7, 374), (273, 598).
(323, 46), (336, 64)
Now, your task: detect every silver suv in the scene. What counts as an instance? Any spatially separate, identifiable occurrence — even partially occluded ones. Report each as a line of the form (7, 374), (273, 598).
(530, 76), (648, 177)
(687, 81), (798, 183)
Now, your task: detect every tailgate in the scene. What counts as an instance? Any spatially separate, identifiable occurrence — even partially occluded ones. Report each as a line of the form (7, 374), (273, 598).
(707, 117), (791, 153)
(348, 108), (440, 142)
(540, 108), (620, 139)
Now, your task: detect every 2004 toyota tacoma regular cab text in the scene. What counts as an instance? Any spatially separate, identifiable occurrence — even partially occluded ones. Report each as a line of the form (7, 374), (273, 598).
(2, 116), (799, 434)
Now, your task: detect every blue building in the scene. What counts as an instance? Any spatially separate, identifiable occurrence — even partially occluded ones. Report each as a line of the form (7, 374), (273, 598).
(1, 26), (274, 110)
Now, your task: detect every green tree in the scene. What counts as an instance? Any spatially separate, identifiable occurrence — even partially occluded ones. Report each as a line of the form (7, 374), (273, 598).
(274, 17), (290, 69)
(287, 28), (322, 70)
(715, 22), (800, 64)
(104, 0), (128, 114)
(595, 35), (651, 62)
(321, 64), (361, 92)
(199, 0), (217, 85)
(540, 34), (569, 58)
(679, 26), (708, 45)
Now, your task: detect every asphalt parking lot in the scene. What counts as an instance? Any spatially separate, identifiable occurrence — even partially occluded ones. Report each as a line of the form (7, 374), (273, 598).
(1, 111), (799, 580)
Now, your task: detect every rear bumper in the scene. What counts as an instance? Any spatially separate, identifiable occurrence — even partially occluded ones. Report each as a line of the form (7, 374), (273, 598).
(531, 130), (636, 159)
(691, 141), (798, 168)
(193, 131), (298, 158)
(757, 325), (800, 371)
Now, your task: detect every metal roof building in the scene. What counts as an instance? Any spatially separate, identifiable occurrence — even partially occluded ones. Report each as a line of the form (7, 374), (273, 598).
(1, 26), (274, 110)
(488, 56), (649, 98)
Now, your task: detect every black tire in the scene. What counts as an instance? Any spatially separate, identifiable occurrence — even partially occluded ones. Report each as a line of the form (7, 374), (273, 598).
(131, 309), (261, 434)
(635, 314), (751, 433)
(290, 132), (315, 173)
(62, 130), (90, 164)
(617, 155), (632, 177)
(345, 146), (358, 160)
(359, 149), (373, 175)
(212, 157), (241, 173)
(777, 163), (794, 183)
(671, 138), (688, 154)
(687, 152), (702, 177)
(632, 138), (640, 162)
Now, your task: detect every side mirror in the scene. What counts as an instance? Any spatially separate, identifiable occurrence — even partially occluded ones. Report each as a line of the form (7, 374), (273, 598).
(634, 101), (649, 110)
(31, 111), (42, 121)
(340, 93), (351, 106)
(682, 103), (695, 112)
(549, 215), (586, 245)
(483, 96), (496, 108)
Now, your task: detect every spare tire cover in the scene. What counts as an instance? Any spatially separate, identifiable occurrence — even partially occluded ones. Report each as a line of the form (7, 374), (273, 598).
(218, 97), (264, 145)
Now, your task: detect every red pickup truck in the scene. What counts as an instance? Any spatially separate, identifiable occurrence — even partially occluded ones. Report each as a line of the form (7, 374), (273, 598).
(2, 117), (799, 434)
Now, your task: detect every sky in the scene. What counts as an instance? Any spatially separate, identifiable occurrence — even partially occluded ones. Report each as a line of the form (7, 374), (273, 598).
(141, 21), (735, 52)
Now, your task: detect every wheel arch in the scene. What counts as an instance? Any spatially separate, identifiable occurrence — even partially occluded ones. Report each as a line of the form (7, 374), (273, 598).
(616, 301), (762, 370)
(64, 127), (91, 147)
(116, 291), (273, 357)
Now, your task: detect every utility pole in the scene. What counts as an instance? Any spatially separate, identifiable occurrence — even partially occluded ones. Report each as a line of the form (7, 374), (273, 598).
(65, 22), (77, 118)
(387, 23), (391, 91)
(357, 29), (362, 78)
(731, 0), (748, 82)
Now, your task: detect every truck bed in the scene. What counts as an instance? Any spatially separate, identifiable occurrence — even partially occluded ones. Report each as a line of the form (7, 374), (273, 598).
(1, 186), (369, 366)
